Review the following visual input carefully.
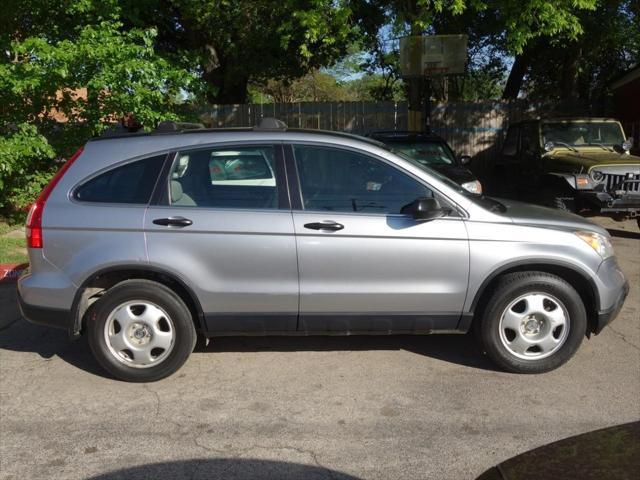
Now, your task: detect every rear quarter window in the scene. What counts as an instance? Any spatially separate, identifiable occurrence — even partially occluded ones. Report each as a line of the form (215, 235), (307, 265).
(74, 154), (165, 204)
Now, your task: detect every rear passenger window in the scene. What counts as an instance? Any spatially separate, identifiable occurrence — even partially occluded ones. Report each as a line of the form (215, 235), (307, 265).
(169, 146), (279, 209)
(74, 155), (165, 204)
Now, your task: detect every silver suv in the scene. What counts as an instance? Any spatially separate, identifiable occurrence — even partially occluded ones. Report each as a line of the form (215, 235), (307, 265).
(18, 119), (629, 382)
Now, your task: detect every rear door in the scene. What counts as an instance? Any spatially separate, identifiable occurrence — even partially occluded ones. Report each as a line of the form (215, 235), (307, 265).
(286, 143), (469, 333)
(144, 143), (299, 334)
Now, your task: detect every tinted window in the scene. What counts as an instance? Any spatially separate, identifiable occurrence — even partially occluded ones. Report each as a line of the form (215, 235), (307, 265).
(74, 155), (165, 204)
(170, 146), (279, 209)
(388, 141), (456, 166)
(502, 125), (519, 156)
(294, 145), (432, 214)
(520, 123), (538, 154)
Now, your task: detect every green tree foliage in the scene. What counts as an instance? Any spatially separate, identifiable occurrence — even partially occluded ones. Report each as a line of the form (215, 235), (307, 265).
(125, 0), (358, 103)
(0, 1), (196, 215)
(523, 0), (640, 103)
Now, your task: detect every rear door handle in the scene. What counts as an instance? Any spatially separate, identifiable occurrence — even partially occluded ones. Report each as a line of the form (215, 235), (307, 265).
(153, 216), (193, 227)
(304, 221), (344, 231)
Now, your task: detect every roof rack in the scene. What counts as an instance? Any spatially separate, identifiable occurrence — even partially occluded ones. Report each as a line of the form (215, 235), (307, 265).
(155, 121), (205, 132)
(253, 117), (287, 131)
(365, 128), (432, 137)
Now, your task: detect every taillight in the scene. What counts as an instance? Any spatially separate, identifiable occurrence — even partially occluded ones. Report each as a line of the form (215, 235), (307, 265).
(26, 147), (84, 249)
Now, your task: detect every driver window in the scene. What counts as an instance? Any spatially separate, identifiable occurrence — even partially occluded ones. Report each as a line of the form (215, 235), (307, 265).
(502, 125), (518, 157)
(293, 145), (432, 214)
(520, 124), (538, 155)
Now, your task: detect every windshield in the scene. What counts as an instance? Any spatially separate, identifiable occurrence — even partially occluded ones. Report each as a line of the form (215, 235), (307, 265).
(542, 121), (625, 147)
(388, 141), (457, 166)
(396, 151), (506, 212)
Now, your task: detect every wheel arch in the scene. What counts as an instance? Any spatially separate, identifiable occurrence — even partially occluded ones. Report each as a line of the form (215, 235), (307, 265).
(70, 264), (206, 337)
(463, 259), (599, 336)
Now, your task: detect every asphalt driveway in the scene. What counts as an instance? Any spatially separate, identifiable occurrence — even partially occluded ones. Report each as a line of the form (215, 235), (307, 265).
(1, 217), (638, 480)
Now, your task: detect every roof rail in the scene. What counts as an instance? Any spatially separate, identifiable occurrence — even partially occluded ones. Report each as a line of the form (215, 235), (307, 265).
(366, 128), (432, 136)
(155, 121), (205, 132)
(253, 117), (287, 131)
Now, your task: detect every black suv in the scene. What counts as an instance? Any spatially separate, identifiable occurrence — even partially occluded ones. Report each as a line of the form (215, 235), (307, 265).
(367, 131), (482, 194)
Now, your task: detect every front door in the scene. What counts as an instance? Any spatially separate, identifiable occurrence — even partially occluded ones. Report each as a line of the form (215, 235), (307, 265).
(288, 144), (469, 333)
(144, 143), (299, 334)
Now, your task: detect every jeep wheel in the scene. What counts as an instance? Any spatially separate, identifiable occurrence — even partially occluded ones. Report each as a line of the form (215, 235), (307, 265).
(542, 191), (575, 212)
(478, 272), (587, 373)
(87, 279), (196, 382)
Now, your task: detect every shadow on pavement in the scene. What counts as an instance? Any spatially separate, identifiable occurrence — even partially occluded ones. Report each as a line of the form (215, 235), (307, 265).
(196, 330), (500, 371)
(0, 318), (107, 377)
(0, 316), (500, 379)
(606, 228), (640, 240)
(86, 458), (361, 480)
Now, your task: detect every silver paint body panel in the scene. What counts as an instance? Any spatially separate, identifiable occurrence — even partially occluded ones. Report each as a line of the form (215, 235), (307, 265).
(17, 130), (628, 335)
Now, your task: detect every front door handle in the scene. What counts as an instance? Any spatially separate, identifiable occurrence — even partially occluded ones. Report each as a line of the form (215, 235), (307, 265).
(304, 221), (344, 231)
(153, 216), (193, 227)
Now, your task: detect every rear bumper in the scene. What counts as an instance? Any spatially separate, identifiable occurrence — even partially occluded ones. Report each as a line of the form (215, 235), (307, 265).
(17, 288), (70, 331)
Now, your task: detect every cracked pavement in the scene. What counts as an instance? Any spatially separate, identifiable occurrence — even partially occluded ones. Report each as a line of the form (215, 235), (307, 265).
(1, 217), (638, 479)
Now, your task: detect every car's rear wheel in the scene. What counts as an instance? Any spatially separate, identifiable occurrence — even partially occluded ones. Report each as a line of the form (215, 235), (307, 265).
(87, 279), (196, 382)
(477, 272), (587, 373)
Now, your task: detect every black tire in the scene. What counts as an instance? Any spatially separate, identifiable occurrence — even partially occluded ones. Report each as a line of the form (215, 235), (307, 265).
(541, 190), (574, 212)
(87, 279), (196, 382)
(477, 272), (587, 373)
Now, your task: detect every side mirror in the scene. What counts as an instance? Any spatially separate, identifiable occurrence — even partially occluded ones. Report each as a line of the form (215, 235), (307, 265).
(622, 137), (633, 152)
(459, 154), (472, 165)
(401, 197), (447, 221)
(544, 141), (555, 152)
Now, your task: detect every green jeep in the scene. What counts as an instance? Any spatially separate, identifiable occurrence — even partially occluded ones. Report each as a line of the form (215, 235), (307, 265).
(496, 117), (639, 225)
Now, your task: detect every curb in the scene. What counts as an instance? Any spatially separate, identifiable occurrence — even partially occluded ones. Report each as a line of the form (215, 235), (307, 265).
(0, 263), (29, 284)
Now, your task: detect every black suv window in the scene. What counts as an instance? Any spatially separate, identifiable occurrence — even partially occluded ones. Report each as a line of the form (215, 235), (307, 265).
(169, 146), (279, 209)
(74, 154), (165, 204)
(520, 123), (538, 155)
(293, 145), (432, 214)
(502, 125), (519, 156)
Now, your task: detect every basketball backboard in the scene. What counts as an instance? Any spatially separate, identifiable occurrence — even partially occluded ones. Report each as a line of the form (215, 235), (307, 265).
(399, 34), (468, 77)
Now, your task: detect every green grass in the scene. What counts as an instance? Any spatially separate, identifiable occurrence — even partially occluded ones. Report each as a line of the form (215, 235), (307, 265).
(0, 236), (28, 264)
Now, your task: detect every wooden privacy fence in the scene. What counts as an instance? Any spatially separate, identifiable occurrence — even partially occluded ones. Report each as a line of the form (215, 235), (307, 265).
(196, 100), (602, 175)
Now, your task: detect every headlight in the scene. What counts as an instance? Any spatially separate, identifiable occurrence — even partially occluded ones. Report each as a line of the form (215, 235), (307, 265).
(575, 231), (615, 259)
(590, 170), (604, 183)
(462, 180), (482, 195)
(574, 174), (594, 189)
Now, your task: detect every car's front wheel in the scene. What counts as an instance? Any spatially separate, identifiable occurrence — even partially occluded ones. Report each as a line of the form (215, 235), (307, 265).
(477, 272), (587, 373)
(87, 279), (196, 382)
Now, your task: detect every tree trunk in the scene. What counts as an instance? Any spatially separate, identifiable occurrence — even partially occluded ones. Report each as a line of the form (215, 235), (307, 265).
(202, 46), (249, 104)
(560, 44), (581, 100)
(502, 53), (529, 99)
(210, 77), (249, 104)
(204, 70), (249, 104)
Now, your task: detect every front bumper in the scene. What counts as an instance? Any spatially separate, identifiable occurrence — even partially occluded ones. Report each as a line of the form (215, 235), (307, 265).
(576, 190), (640, 216)
(592, 256), (629, 334)
(17, 287), (71, 331)
(594, 280), (629, 334)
